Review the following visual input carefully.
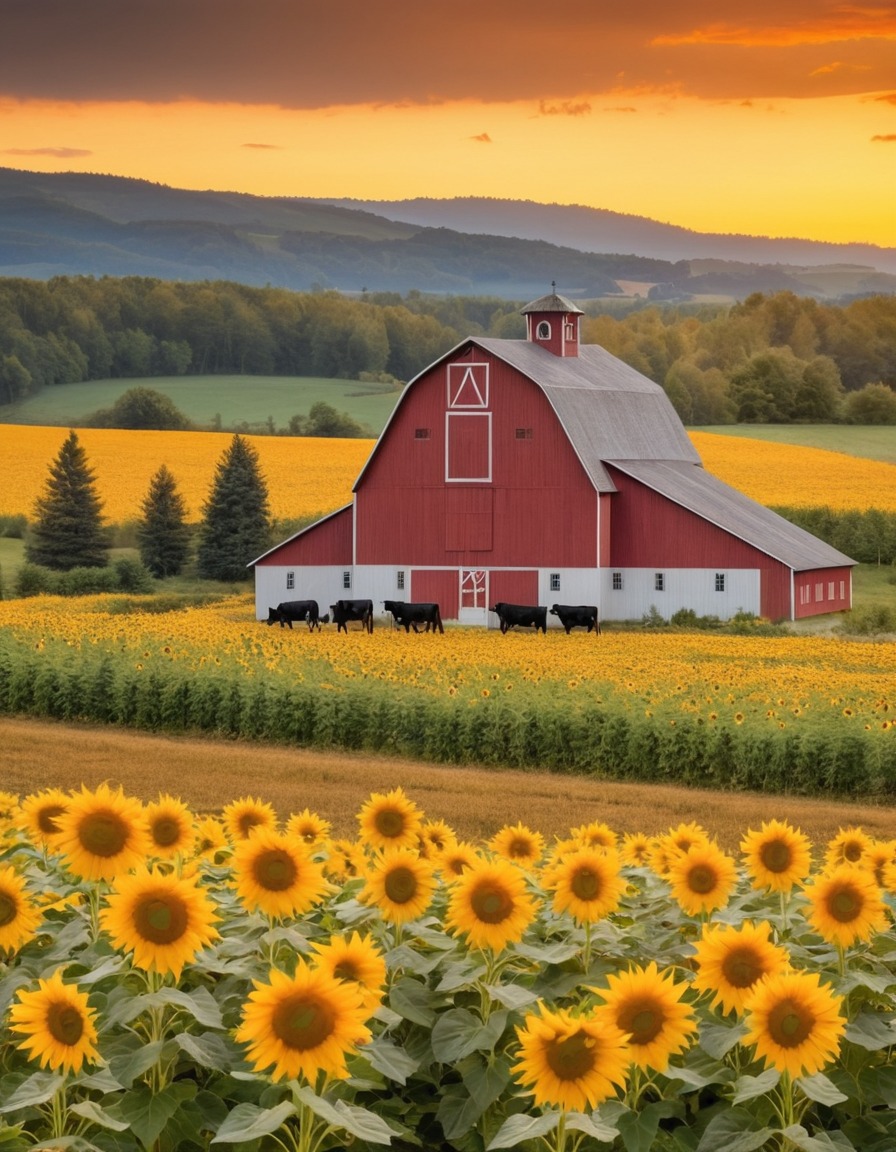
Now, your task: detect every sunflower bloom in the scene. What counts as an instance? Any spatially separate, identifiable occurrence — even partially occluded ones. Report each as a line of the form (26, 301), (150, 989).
(435, 841), (480, 878)
(825, 826), (872, 869)
(803, 864), (889, 948)
(741, 819), (812, 893)
(101, 865), (220, 979)
(309, 931), (387, 1015)
(863, 840), (896, 889)
(361, 848), (437, 925)
(591, 962), (698, 1073)
(286, 808), (332, 850)
(543, 847), (625, 925)
(356, 787), (423, 852)
(743, 970), (845, 1079)
(569, 821), (618, 852)
(489, 822), (545, 868)
(664, 822), (711, 856)
(691, 920), (791, 1016)
(0, 864), (43, 954)
(325, 838), (368, 883)
(145, 794), (197, 860)
(20, 787), (70, 848)
(511, 1003), (630, 1111)
(418, 819), (458, 858)
(444, 857), (538, 952)
(233, 828), (331, 919)
(620, 832), (654, 868)
(195, 814), (229, 860)
(236, 961), (371, 1082)
(54, 782), (152, 882)
(221, 796), (278, 843)
(668, 842), (738, 917)
(8, 969), (100, 1075)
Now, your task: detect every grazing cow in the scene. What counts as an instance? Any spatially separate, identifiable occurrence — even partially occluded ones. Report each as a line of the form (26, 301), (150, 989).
(329, 599), (374, 634)
(383, 600), (445, 634)
(267, 600), (321, 631)
(550, 604), (601, 635)
(489, 602), (547, 634)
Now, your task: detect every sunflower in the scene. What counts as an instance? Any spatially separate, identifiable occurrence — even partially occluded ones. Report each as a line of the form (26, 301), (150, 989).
(803, 864), (889, 948)
(232, 828), (331, 919)
(664, 822), (711, 856)
(435, 841), (480, 878)
(285, 808), (332, 850)
(145, 793), (197, 860)
(591, 961), (698, 1073)
(19, 787), (70, 848)
(101, 864), (220, 979)
(511, 1003), (630, 1111)
(569, 821), (618, 852)
(236, 960), (372, 1082)
(668, 842), (738, 917)
(195, 814), (229, 860)
(489, 822), (545, 868)
(742, 970), (845, 1079)
(691, 920), (791, 1016)
(863, 840), (896, 888)
(620, 832), (654, 868)
(54, 782), (152, 882)
(444, 856), (538, 952)
(0, 864), (43, 954)
(356, 786), (423, 852)
(417, 818), (458, 858)
(8, 968), (100, 1075)
(825, 826), (872, 869)
(309, 931), (387, 1015)
(542, 847), (625, 925)
(740, 819), (812, 893)
(221, 796), (278, 843)
(360, 848), (437, 925)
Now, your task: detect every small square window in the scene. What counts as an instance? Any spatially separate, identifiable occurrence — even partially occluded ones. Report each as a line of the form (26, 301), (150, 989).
(549, 573), (560, 592)
(414, 428), (431, 440)
(343, 570), (352, 590)
(397, 570), (405, 591)
(515, 427), (532, 439)
(612, 571), (623, 590)
(286, 571), (295, 590)
(655, 573), (665, 592)
(715, 573), (725, 592)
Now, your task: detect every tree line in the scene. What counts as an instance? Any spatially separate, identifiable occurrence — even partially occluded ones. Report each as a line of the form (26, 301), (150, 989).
(0, 276), (895, 424)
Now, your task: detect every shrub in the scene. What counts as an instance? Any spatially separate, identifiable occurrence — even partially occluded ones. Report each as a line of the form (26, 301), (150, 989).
(836, 604), (896, 636)
(14, 562), (56, 597)
(0, 514), (27, 538)
(113, 557), (154, 593)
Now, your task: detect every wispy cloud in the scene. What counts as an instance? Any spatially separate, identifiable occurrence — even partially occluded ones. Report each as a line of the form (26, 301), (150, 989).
(874, 93), (896, 104)
(4, 146), (91, 157)
(538, 99), (592, 116)
(242, 142), (280, 149)
(470, 132), (492, 143)
(604, 105), (638, 113)
(652, 13), (896, 48)
(871, 133), (896, 142)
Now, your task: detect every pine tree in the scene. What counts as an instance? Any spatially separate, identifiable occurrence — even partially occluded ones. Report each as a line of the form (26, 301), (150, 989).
(26, 430), (109, 570)
(137, 464), (191, 578)
(196, 434), (272, 582)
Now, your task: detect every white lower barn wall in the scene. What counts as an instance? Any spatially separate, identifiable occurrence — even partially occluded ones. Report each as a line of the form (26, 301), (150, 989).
(253, 565), (353, 621)
(600, 568), (761, 622)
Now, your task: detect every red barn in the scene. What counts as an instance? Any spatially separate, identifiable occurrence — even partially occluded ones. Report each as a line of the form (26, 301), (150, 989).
(252, 291), (854, 624)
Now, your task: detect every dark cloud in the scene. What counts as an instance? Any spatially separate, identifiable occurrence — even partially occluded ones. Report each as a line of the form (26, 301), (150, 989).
(3, 146), (92, 157)
(0, 0), (893, 107)
(470, 133), (492, 143)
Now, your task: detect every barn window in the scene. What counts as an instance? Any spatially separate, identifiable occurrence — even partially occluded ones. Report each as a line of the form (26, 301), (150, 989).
(654, 573), (665, 592)
(563, 318), (575, 340)
(840, 580), (845, 599)
(515, 427), (532, 439)
(397, 570), (405, 590)
(286, 571), (295, 590)
(536, 320), (551, 340)
(612, 571), (623, 590)
(414, 428), (431, 440)
(715, 573), (725, 592)
(815, 583), (823, 602)
(828, 581), (835, 600)
(343, 570), (352, 590)
(549, 573), (561, 592)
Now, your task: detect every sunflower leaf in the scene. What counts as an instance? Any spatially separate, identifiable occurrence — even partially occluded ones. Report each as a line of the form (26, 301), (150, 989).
(69, 1099), (131, 1132)
(699, 1018), (749, 1060)
(388, 975), (436, 1027)
(144, 986), (223, 1028)
(104, 1081), (196, 1149)
(797, 1072), (849, 1105)
(565, 1109), (621, 1142)
(294, 1085), (403, 1144)
(695, 1108), (774, 1152)
(210, 1100), (297, 1143)
(732, 1068), (781, 1104)
(363, 1036), (420, 1084)
(780, 1124), (856, 1151)
(486, 1111), (561, 1149)
(845, 1012), (896, 1051)
(0, 1070), (64, 1112)
(175, 1029), (243, 1074)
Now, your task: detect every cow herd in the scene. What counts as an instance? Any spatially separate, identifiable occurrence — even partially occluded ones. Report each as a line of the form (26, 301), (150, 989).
(267, 599), (600, 635)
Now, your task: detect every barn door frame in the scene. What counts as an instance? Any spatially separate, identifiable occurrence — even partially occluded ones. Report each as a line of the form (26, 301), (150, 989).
(458, 568), (488, 625)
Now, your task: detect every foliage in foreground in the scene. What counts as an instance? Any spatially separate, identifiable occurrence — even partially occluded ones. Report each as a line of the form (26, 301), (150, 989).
(1, 782), (896, 1152)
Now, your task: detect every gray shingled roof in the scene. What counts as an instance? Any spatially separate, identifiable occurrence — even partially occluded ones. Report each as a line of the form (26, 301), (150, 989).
(607, 459), (854, 571)
(520, 291), (584, 314)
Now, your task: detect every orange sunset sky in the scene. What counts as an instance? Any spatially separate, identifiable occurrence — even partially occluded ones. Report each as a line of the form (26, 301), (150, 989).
(2, 0), (895, 248)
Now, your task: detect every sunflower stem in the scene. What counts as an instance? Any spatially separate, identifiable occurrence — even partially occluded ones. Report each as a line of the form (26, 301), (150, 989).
(50, 1082), (68, 1140)
(554, 1108), (568, 1152)
(779, 1069), (795, 1130)
(836, 941), (846, 980)
(582, 920), (592, 973)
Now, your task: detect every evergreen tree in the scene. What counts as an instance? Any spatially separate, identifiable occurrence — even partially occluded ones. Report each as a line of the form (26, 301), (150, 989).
(26, 430), (109, 570)
(196, 434), (271, 581)
(137, 464), (191, 577)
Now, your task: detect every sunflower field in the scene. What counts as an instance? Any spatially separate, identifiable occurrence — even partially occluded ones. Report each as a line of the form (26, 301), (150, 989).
(1, 782), (896, 1152)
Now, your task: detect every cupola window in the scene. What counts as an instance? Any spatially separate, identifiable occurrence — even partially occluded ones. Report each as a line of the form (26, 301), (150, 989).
(536, 320), (551, 340)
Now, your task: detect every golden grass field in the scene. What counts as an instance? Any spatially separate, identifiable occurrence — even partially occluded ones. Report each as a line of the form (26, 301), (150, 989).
(2, 424), (896, 524)
(4, 716), (893, 853)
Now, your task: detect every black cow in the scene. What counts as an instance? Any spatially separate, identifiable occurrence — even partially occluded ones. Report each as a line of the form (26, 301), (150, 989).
(329, 599), (374, 634)
(489, 602), (547, 634)
(267, 600), (321, 631)
(550, 604), (601, 635)
(383, 600), (445, 634)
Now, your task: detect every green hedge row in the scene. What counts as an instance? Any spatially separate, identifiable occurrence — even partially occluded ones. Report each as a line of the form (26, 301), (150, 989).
(771, 505), (896, 565)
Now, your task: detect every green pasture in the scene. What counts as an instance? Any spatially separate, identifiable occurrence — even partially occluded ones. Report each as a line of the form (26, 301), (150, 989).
(0, 375), (402, 435)
(694, 424), (896, 465)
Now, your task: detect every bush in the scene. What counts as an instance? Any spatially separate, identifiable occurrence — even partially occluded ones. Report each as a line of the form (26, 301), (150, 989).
(0, 514), (27, 539)
(14, 562), (56, 597)
(836, 604), (896, 636)
(113, 557), (154, 593)
(56, 566), (120, 595)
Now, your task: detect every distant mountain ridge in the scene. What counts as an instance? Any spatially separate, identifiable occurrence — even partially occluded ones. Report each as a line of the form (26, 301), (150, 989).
(1, 167), (894, 300)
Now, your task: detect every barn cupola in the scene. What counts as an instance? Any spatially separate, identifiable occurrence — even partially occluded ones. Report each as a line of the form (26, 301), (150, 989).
(521, 284), (584, 357)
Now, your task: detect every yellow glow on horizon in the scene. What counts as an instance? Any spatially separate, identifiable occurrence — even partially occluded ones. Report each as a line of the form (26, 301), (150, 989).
(3, 93), (895, 247)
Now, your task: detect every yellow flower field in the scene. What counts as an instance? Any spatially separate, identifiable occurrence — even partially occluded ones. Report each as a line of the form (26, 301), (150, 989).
(2, 424), (894, 524)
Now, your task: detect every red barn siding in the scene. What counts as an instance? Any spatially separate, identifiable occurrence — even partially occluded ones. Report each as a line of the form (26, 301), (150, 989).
(256, 506), (353, 566)
(411, 570), (459, 617)
(489, 570), (538, 605)
(794, 567), (851, 618)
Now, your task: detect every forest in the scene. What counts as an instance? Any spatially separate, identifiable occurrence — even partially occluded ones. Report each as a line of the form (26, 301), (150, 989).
(1, 275), (895, 425)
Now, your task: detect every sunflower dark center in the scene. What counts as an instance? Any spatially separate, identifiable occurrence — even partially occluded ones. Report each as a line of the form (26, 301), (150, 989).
(79, 809), (128, 858)
(47, 1001), (85, 1046)
(151, 817), (181, 848)
(0, 892), (17, 927)
(237, 813), (265, 837)
(571, 867), (601, 901)
(253, 849), (298, 892)
(760, 840), (792, 873)
(384, 866), (417, 904)
(134, 893), (189, 944)
(470, 880), (513, 924)
(334, 961), (359, 982)
(767, 997), (814, 1048)
(38, 804), (66, 834)
(828, 885), (862, 923)
(374, 809), (405, 838)
(272, 993), (335, 1051)
(687, 865), (717, 895)
(546, 1029), (595, 1081)
(509, 838), (532, 858)
(843, 842), (863, 862)
(618, 999), (664, 1045)
(721, 946), (764, 988)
